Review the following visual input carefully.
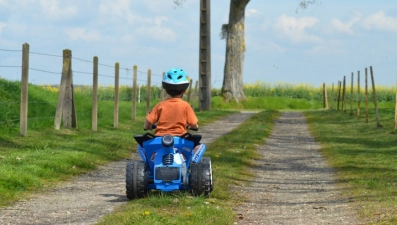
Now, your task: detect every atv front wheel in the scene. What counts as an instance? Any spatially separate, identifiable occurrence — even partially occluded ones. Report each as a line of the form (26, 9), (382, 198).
(189, 157), (213, 197)
(126, 160), (148, 200)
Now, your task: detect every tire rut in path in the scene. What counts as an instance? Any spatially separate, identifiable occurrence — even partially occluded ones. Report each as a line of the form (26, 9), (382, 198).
(234, 112), (362, 225)
(0, 112), (255, 225)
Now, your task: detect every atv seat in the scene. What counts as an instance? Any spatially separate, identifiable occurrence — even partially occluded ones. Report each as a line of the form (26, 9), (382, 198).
(134, 132), (156, 147)
(134, 132), (202, 147)
(180, 133), (202, 147)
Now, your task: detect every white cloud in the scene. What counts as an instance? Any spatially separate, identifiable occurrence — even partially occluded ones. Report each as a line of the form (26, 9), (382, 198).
(330, 13), (361, 34)
(4, 20), (27, 35)
(135, 16), (176, 42)
(121, 34), (135, 43)
(273, 14), (321, 43)
(136, 25), (176, 42)
(64, 28), (101, 42)
(307, 45), (346, 55)
(99, 0), (130, 17)
(247, 9), (260, 17)
(39, 0), (78, 19)
(99, 0), (140, 24)
(142, 0), (175, 13)
(0, 22), (7, 35)
(362, 11), (397, 32)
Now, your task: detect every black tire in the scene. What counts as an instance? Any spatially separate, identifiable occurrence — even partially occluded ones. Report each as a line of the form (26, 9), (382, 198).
(201, 157), (214, 192)
(126, 160), (148, 200)
(189, 157), (213, 197)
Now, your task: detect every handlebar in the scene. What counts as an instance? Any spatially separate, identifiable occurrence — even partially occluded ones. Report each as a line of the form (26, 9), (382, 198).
(144, 124), (157, 131)
(187, 126), (199, 131)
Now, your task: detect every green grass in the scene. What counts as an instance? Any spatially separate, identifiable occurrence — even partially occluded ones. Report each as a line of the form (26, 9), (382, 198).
(0, 109), (234, 207)
(211, 96), (323, 110)
(3, 77), (397, 224)
(0, 79), (236, 207)
(304, 107), (397, 224)
(97, 110), (280, 225)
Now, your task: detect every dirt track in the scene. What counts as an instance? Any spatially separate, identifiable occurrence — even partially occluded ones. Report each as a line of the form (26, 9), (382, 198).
(233, 112), (362, 225)
(0, 112), (361, 225)
(0, 112), (254, 225)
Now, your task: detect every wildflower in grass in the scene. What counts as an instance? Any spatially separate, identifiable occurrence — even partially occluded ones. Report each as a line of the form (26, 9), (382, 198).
(143, 211), (150, 216)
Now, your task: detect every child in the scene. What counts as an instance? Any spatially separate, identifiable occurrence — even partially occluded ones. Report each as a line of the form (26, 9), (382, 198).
(144, 68), (199, 136)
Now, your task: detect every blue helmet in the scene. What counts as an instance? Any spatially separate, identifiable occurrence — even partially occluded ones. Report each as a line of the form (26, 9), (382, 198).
(162, 68), (190, 91)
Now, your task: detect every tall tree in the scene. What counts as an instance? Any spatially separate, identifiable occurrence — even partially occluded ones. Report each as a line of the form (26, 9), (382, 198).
(221, 0), (250, 102)
(174, 0), (317, 102)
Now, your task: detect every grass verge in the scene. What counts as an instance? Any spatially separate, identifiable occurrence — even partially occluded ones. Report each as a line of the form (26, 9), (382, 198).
(96, 110), (280, 225)
(304, 108), (397, 224)
(0, 105), (235, 207)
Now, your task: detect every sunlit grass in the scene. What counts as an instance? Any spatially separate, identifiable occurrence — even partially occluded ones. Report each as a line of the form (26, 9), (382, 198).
(0, 78), (235, 207)
(97, 110), (280, 225)
(305, 108), (397, 224)
(3, 78), (397, 224)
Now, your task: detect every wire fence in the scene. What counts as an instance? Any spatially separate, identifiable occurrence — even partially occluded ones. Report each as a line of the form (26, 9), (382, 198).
(0, 43), (200, 135)
(0, 47), (163, 85)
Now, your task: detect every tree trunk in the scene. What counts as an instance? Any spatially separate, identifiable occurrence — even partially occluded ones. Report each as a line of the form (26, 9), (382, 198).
(222, 0), (250, 102)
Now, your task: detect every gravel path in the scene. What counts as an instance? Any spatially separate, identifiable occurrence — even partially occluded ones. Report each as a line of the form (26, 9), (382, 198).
(233, 112), (362, 225)
(0, 112), (362, 225)
(0, 112), (254, 225)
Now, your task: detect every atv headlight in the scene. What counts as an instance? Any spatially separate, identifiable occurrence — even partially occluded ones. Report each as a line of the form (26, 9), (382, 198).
(162, 134), (174, 147)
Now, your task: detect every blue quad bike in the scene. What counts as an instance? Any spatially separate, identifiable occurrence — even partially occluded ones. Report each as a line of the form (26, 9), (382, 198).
(125, 127), (214, 200)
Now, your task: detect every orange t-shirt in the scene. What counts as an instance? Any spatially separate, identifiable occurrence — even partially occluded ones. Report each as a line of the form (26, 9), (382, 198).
(146, 98), (198, 136)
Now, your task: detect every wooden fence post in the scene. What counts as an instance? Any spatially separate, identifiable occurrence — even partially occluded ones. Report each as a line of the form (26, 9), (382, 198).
(146, 69), (152, 114)
(395, 89), (397, 131)
(370, 66), (382, 127)
(131, 65), (137, 120)
(138, 86), (141, 103)
(191, 80), (199, 110)
(20, 43), (29, 136)
(114, 62), (119, 128)
(323, 83), (328, 109)
(342, 76), (346, 112)
(55, 49), (77, 129)
(331, 83), (334, 109)
(365, 68), (369, 123)
(160, 88), (166, 101)
(160, 72), (166, 101)
(350, 72), (354, 115)
(357, 70), (361, 119)
(92, 56), (98, 131)
(187, 79), (193, 104)
(337, 81), (341, 110)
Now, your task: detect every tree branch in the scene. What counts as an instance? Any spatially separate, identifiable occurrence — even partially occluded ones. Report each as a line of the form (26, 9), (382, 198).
(296, 0), (321, 13)
(173, 0), (186, 7)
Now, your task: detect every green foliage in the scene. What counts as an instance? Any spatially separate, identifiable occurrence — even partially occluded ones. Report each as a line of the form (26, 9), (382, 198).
(211, 81), (397, 103)
(0, 78), (234, 207)
(73, 84), (163, 101)
(2, 77), (397, 224)
(211, 96), (322, 110)
(305, 108), (397, 224)
(97, 110), (280, 225)
(98, 193), (235, 225)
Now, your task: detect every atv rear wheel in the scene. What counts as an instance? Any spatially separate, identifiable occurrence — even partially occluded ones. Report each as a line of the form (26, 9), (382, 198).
(201, 157), (214, 192)
(126, 160), (148, 200)
(189, 157), (213, 197)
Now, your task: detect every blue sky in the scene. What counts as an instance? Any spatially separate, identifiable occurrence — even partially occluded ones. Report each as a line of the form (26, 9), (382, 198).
(1, 0), (397, 88)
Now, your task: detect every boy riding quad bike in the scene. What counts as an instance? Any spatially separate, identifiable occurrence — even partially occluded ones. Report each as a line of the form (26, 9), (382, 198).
(125, 68), (213, 199)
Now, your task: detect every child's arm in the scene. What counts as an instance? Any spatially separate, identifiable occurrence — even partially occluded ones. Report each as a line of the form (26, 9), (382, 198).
(143, 119), (153, 130)
(187, 124), (199, 130)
